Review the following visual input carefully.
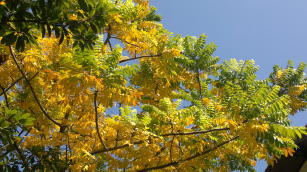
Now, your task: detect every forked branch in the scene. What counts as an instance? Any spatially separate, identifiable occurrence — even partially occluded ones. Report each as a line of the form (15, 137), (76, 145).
(137, 136), (239, 172)
(9, 46), (61, 127)
(161, 127), (230, 137)
(118, 54), (162, 63)
(91, 127), (230, 155)
(94, 91), (108, 150)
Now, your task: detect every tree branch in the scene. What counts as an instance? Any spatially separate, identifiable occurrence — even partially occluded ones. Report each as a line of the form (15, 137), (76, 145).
(0, 77), (22, 96)
(196, 70), (203, 99)
(92, 127), (230, 155)
(9, 46), (61, 127)
(94, 91), (107, 150)
(0, 72), (39, 97)
(6, 134), (30, 170)
(110, 36), (141, 48)
(91, 140), (144, 155)
(104, 27), (112, 45)
(137, 136), (239, 172)
(0, 84), (9, 108)
(118, 54), (162, 63)
(7, 19), (49, 24)
(161, 127), (230, 137)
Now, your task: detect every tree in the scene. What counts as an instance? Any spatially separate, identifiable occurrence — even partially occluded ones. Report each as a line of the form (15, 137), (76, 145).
(0, 0), (306, 171)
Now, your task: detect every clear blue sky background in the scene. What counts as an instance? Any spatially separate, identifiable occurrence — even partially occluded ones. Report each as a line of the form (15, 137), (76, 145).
(151, 0), (307, 171)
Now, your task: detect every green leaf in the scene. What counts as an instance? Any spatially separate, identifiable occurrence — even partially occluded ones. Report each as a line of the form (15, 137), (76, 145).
(1, 33), (17, 46)
(78, 0), (88, 11)
(16, 36), (25, 51)
(59, 30), (64, 44)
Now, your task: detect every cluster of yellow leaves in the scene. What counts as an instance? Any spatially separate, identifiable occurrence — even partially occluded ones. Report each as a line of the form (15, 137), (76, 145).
(1, 1), (304, 171)
(0, 36), (138, 170)
(107, 0), (164, 56)
(0, 1), (5, 6)
(288, 84), (307, 114)
(273, 69), (306, 114)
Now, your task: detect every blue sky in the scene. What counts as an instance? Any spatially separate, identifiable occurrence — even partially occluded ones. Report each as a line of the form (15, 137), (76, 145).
(151, 0), (307, 171)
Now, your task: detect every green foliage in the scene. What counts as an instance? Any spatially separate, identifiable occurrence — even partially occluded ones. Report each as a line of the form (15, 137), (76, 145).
(0, 0), (111, 51)
(143, 7), (162, 22)
(178, 34), (219, 74)
(0, 105), (35, 170)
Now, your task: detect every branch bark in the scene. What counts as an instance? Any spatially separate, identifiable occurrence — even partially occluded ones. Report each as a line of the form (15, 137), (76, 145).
(118, 54), (162, 63)
(0, 84), (9, 108)
(110, 36), (141, 48)
(0, 77), (22, 96)
(91, 140), (144, 155)
(196, 70), (203, 99)
(137, 136), (239, 172)
(94, 91), (107, 150)
(92, 127), (230, 154)
(161, 127), (230, 137)
(6, 134), (30, 170)
(0, 71), (38, 96)
(9, 46), (61, 127)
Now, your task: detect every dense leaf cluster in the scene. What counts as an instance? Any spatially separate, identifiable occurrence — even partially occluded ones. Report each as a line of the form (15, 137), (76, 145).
(0, 0), (306, 171)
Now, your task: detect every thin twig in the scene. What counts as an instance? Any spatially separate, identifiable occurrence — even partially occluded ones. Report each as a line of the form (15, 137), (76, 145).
(0, 84), (9, 108)
(94, 91), (107, 149)
(196, 70), (203, 99)
(169, 121), (175, 162)
(91, 140), (144, 155)
(0, 77), (23, 96)
(0, 72), (39, 97)
(110, 36), (141, 48)
(104, 26), (112, 45)
(92, 127), (230, 154)
(9, 46), (61, 127)
(107, 40), (113, 51)
(7, 134), (30, 170)
(161, 127), (230, 137)
(137, 136), (239, 172)
(118, 54), (162, 63)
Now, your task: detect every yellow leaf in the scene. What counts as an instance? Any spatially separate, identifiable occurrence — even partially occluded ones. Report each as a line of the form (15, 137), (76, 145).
(250, 160), (256, 166)
(69, 14), (78, 20)
(82, 149), (96, 160)
(276, 70), (283, 79)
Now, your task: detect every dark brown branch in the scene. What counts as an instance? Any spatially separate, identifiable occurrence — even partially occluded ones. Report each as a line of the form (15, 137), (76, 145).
(94, 91), (107, 150)
(154, 146), (166, 158)
(161, 127), (230, 137)
(59, 113), (69, 133)
(196, 70), (203, 99)
(9, 46), (61, 127)
(91, 140), (144, 155)
(118, 54), (162, 63)
(6, 134), (30, 170)
(108, 40), (113, 51)
(0, 77), (23, 96)
(7, 19), (48, 23)
(137, 136), (239, 172)
(70, 129), (91, 137)
(103, 26), (113, 50)
(115, 130), (119, 147)
(110, 36), (141, 48)
(0, 72), (39, 97)
(0, 84), (9, 108)
(104, 27), (112, 45)
(104, 35), (111, 45)
(92, 127), (230, 155)
(169, 121), (175, 162)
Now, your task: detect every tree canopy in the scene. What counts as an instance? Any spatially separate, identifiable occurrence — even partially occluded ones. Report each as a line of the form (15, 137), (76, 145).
(0, 0), (306, 171)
